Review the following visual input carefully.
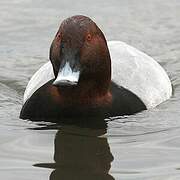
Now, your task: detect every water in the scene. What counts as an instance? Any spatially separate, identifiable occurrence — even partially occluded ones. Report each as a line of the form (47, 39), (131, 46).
(0, 0), (180, 179)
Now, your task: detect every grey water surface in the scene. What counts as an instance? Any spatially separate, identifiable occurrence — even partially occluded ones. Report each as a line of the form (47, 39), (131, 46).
(0, 0), (180, 179)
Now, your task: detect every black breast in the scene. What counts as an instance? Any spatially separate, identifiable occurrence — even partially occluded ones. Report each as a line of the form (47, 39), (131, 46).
(20, 81), (146, 121)
(109, 82), (146, 117)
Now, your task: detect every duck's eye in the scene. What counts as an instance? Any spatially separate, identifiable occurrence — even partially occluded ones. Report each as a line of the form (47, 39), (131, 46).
(86, 34), (92, 41)
(56, 32), (61, 40)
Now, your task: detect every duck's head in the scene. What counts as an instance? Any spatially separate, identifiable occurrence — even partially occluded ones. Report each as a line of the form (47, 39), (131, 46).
(50, 15), (111, 94)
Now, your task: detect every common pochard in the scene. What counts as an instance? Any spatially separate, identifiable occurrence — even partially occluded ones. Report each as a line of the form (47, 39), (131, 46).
(20, 15), (172, 120)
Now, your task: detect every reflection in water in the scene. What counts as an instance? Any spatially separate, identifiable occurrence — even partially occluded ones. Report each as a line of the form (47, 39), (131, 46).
(34, 118), (115, 180)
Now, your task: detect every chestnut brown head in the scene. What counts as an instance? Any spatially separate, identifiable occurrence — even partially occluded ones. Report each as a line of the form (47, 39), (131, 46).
(50, 15), (111, 93)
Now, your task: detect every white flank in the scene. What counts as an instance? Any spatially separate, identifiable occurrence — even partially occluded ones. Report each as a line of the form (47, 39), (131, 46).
(23, 61), (54, 103)
(108, 41), (172, 109)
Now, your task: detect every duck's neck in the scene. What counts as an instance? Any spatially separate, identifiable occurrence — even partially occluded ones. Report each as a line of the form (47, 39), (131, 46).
(53, 82), (112, 107)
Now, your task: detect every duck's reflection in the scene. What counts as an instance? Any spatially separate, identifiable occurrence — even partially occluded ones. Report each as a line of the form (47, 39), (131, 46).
(34, 118), (114, 180)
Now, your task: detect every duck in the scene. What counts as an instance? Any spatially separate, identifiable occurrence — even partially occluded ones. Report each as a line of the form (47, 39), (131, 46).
(20, 15), (172, 120)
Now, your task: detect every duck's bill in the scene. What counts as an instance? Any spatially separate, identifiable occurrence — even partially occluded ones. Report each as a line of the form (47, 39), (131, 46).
(53, 62), (80, 86)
